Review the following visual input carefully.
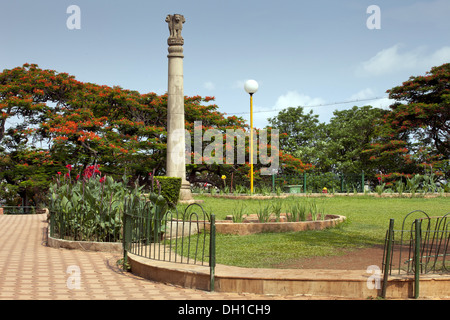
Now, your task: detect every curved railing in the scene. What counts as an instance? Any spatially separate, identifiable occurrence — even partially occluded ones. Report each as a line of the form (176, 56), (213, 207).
(122, 201), (216, 290)
(381, 211), (450, 298)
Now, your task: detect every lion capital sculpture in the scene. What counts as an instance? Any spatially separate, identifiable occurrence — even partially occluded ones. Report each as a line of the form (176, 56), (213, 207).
(166, 14), (185, 44)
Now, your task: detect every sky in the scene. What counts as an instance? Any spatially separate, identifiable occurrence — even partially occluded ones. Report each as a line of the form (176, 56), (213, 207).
(1, 0), (449, 129)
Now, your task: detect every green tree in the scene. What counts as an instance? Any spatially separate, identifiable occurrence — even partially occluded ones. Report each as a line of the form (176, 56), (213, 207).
(267, 106), (327, 167)
(325, 105), (389, 175)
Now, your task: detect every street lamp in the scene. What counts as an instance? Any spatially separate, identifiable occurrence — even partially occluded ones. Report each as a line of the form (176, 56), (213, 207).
(244, 80), (258, 194)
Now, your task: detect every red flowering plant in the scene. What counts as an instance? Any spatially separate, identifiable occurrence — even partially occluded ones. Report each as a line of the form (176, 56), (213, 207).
(48, 164), (138, 242)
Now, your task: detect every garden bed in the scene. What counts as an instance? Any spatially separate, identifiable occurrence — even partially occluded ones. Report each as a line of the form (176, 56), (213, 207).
(211, 214), (346, 235)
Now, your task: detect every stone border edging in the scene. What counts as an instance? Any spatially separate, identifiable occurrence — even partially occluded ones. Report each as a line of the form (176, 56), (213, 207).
(210, 215), (346, 235)
(47, 231), (122, 253)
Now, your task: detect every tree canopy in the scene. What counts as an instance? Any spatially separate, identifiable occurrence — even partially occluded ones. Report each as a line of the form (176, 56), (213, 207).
(364, 63), (450, 181)
(267, 63), (449, 185)
(0, 64), (310, 206)
(267, 105), (388, 176)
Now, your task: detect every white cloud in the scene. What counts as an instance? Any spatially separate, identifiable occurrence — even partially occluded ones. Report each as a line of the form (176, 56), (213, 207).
(203, 81), (215, 90)
(357, 44), (419, 76)
(242, 91), (326, 129)
(274, 91), (325, 110)
(232, 80), (245, 89)
(348, 88), (395, 110)
(356, 44), (450, 77)
(371, 97), (395, 110)
(429, 47), (450, 66)
(349, 88), (375, 101)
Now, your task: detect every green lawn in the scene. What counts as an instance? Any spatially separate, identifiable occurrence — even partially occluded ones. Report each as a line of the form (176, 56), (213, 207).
(184, 195), (450, 268)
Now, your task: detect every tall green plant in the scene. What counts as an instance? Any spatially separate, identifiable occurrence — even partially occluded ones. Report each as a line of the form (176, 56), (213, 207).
(422, 173), (437, 194)
(375, 183), (385, 196)
(406, 175), (421, 197)
(287, 200), (307, 222)
(49, 165), (155, 242)
(395, 180), (405, 197)
(231, 201), (247, 223)
(271, 200), (283, 222)
(256, 201), (271, 223)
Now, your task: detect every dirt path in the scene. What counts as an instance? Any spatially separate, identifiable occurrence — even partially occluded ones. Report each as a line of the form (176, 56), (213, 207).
(275, 245), (386, 270)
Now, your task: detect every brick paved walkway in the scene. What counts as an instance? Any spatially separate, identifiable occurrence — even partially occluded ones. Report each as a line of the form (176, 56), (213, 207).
(0, 214), (328, 300)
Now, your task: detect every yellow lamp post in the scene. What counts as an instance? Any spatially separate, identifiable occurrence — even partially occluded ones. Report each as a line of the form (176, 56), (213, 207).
(244, 80), (258, 194)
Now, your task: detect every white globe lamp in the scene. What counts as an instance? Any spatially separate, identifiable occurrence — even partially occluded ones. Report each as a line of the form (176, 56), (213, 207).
(244, 80), (259, 95)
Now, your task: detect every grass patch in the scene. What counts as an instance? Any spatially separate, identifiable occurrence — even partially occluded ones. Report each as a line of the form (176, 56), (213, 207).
(180, 195), (450, 268)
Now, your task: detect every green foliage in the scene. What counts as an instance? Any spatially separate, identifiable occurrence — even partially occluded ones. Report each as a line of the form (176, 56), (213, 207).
(0, 182), (19, 206)
(286, 200), (307, 222)
(421, 173), (437, 193)
(375, 183), (386, 195)
(386, 63), (450, 160)
(48, 166), (169, 242)
(255, 201), (271, 223)
(0, 64), (255, 206)
(231, 201), (247, 223)
(152, 176), (181, 206)
(406, 175), (421, 196)
(395, 180), (405, 196)
(268, 63), (450, 180)
(326, 106), (389, 175)
(267, 106), (324, 159)
(268, 105), (388, 179)
(49, 172), (132, 242)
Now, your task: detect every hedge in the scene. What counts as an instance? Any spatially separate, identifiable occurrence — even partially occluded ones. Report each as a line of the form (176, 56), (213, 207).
(153, 176), (182, 206)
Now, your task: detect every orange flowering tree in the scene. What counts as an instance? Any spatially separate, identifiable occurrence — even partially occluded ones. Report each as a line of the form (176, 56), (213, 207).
(0, 64), (310, 204)
(363, 63), (450, 183)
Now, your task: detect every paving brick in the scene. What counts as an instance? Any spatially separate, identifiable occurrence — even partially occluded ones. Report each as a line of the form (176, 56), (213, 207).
(1, 213), (321, 300)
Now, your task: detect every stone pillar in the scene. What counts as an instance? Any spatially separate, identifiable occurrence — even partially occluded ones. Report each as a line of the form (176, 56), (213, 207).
(165, 14), (193, 202)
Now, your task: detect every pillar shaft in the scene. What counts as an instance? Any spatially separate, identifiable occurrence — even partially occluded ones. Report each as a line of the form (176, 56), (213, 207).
(166, 46), (184, 178)
(165, 14), (192, 201)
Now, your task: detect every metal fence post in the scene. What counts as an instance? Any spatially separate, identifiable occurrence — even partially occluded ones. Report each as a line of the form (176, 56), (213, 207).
(361, 171), (365, 193)
(123, 212), (131, 270)
(49, 211), (54, 238)
(381, 218), (394, 298)
(303, 173), (307, 193)
(414, 219), (421, 299)
(209, 214), (216, 292)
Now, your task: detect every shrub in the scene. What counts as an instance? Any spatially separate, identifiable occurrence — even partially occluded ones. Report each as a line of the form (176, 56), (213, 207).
(151, 176), (181, 206)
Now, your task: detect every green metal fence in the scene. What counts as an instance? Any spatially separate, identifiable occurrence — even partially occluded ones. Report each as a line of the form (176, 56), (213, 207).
(381, 211), (449, 298)
(48, 203), (123, 243)
(270, 171), (366, 194)
(122, 202), (216, 291)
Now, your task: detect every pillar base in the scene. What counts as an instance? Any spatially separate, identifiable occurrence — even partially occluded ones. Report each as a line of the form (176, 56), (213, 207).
(179, 180), (193, 201)
(178, 181), (204, 204)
